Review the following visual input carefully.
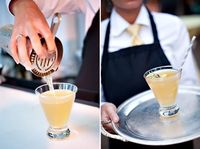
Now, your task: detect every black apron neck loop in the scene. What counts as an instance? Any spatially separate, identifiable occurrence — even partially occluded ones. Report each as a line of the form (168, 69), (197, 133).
(146, 8), (159, 43)
(104, 7), (160, 51)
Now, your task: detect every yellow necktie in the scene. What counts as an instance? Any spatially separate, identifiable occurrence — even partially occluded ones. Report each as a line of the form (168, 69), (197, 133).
(126, 24), (143, 46)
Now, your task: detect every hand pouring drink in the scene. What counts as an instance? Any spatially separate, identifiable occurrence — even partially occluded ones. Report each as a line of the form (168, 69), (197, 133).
(0, 13), (78, 139)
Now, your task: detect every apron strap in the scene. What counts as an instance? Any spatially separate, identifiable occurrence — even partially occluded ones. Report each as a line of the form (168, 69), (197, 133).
(146, 8), (160, 43)
(101, 21), (111, 96)
(102, 21), (111, 68)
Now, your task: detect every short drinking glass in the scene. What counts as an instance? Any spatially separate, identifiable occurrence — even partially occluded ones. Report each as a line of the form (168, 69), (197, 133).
(35, 83), (78, 139)
(144, 66), (181, 117)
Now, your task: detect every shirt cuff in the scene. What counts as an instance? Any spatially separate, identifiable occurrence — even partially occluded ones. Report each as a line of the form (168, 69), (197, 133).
(6, 0), (13, 15)
(6, 0), (38, 15)
(7, 0), (22, 15)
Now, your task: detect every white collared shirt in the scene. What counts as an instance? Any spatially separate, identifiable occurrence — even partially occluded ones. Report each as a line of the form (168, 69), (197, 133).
(101, 6), (199, 102)
(6, 0), (99, 33)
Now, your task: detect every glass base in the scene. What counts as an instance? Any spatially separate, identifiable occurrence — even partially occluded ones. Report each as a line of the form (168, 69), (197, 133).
(47, 126), (70, 139)
(159, 105), (179, 117)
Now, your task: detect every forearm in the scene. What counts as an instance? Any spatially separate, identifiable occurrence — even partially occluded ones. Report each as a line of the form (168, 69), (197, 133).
(7, 0), (86, 18)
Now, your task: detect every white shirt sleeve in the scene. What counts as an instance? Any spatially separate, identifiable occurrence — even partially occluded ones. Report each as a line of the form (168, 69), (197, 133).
(6, 0), (99, 31)
(171, 20), (200, 85)
(33, 0), (85, 18)
(33, 0), (99, 31)
(6, 0), (86, 17)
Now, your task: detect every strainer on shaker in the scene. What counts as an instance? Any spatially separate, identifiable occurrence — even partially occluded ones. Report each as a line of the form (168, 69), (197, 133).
(30, 13), (63, 77)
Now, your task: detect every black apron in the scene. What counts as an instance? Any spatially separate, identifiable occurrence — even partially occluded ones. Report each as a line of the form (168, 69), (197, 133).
(101, 9), (170, 107)
(101, 8), (193, 149)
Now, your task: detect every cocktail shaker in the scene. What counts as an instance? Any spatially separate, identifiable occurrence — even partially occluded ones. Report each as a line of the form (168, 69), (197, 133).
(0, 13), (63, 77)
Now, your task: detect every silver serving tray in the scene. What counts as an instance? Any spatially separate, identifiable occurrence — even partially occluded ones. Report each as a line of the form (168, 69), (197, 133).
(112, 85), (200, 145)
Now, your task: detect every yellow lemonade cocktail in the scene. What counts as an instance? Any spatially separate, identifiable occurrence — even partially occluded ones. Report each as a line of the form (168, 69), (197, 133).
(144, 66), (181, 117)
(35, 83), (77, 139)
(40, 90), (75, 128)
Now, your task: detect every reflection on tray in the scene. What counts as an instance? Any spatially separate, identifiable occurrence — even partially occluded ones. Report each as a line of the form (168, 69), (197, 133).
(114, 86), (200, 145)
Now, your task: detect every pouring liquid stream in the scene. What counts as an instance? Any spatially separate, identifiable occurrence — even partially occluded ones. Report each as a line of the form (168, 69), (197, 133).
(43, 75), (55, 94)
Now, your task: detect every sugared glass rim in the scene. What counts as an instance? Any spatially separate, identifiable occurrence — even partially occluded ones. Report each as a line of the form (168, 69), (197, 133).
(143, 65), (181, 80)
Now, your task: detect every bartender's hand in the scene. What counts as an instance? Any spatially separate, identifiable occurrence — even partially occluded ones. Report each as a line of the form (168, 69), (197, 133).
(101, 103), (119, 133)
(10, 0), (56, 70)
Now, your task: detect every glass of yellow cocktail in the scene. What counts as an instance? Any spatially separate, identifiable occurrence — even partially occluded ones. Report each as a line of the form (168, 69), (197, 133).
(144, 66), (181, 117)
(35, 83), (78, 139)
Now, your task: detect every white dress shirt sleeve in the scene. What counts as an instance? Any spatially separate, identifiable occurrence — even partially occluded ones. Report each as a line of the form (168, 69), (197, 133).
(6, 0), (85, 17)
(33, 0), (99, 31)
(171, 20), (199, 85)
(33, 0), (85, 18)
(6, 0), (99, 31)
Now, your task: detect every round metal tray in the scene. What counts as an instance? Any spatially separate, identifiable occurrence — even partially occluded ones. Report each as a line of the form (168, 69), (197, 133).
(112, 85), (200, 145)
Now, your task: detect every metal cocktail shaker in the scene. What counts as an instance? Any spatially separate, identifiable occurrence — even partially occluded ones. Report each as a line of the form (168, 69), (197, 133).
(0, 13), (63, 77)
